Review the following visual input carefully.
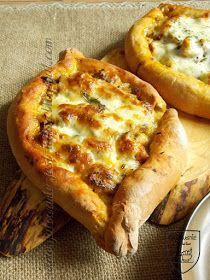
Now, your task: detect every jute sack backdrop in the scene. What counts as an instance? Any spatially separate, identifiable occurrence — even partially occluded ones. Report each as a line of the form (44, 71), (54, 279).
(0, 2), (209, 280)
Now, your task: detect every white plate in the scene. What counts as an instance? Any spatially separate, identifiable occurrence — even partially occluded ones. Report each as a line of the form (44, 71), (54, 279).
(181, 192), (210, 279)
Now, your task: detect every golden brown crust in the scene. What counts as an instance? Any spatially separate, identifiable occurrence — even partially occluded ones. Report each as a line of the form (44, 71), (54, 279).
(102, 47), (210, 227)
(105, 109), (188, 256)
(8, 48), (187, 255)
(102, 48), (129, 71)
(8, 101), (109, 243)
(125, 4), (210, 119)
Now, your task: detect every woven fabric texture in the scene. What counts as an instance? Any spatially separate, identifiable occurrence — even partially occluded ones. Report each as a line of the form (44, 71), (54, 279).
(0, 2), (209, 279)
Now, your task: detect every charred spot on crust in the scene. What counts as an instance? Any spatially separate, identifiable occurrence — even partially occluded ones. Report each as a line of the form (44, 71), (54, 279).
(85, 164), (116, 194)
(41, 76), (60, 84)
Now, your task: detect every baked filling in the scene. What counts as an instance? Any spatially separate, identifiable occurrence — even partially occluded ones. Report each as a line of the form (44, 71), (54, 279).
(151, 15), (210, 84)
(36, 69), (164, 195)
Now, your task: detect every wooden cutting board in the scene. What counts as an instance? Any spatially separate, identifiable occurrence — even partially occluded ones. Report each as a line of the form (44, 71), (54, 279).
(150, 112), (210, 224)
(0, 172), (70, 256)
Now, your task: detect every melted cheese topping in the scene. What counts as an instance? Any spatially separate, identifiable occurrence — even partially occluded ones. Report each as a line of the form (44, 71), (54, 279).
(151, 16), (210, 83)
(37, 70), (163, 194)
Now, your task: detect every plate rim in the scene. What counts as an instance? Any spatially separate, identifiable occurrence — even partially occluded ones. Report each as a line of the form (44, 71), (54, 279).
(180, 191), (210, 279)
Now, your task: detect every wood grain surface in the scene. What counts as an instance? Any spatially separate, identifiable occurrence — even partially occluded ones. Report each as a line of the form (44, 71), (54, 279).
(0, 172), (70, 256)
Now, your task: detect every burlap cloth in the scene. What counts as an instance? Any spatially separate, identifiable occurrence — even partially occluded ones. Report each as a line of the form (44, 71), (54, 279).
(0, 1), (209, 279)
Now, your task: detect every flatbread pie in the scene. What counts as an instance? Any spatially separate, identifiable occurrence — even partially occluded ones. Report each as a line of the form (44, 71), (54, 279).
(125, 4), (210, 119)
(7, 49), (187, 255)
(103, 47), (210, 226)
